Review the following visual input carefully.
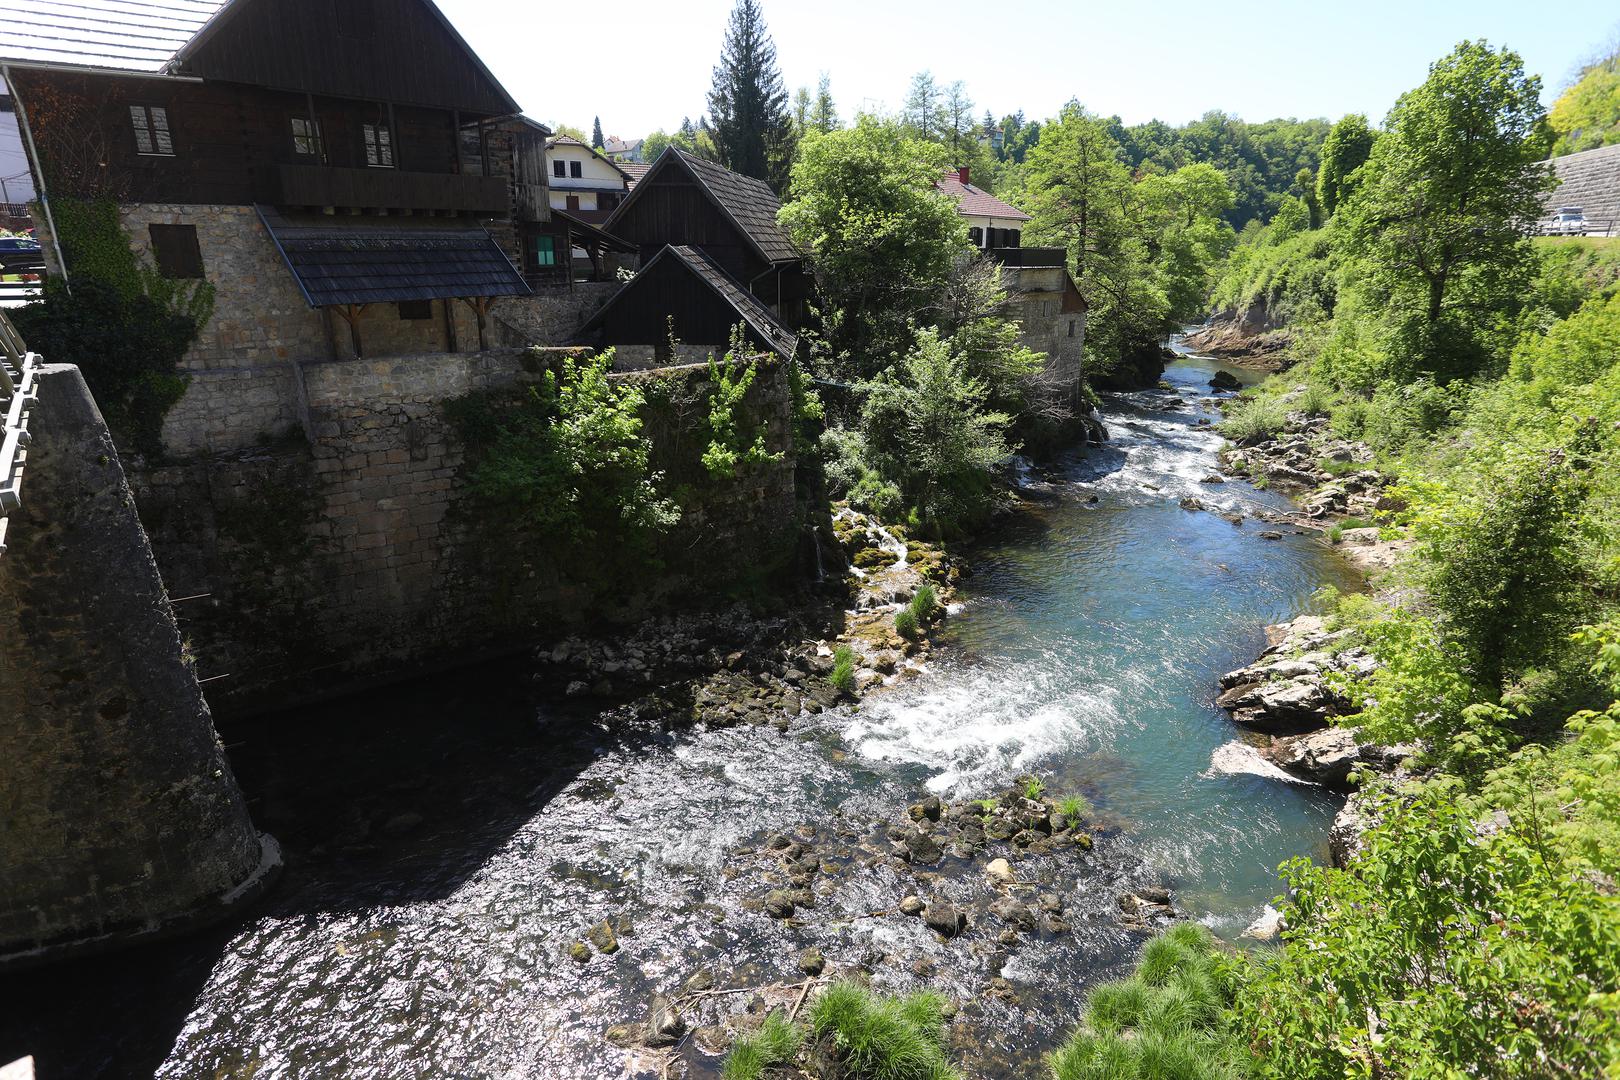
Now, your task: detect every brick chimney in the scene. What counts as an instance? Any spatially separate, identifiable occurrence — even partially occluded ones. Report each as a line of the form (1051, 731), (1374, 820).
(957, 166), (971, 186)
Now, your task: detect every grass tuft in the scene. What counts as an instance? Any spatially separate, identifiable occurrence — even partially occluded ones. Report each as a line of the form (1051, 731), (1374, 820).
(723, 1012), (801, 1080)
(1058, 795), (1090, 822)
(809, 981), (960, 1080)
(831, 645), (857, 694)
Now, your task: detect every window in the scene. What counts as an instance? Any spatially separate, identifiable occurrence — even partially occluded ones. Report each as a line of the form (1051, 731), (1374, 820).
(130, 105), (174, 156)
(532, 235), (557, 268)
(291, 117), (324, 158)
(398, 300), (432, 320)
(459, 125), (485, 175)
(968, 227), (983, 247)
(1009, 229), (1021, 248)
(362, 123), (394, 168)
(1067, 319), (1076, 338)
(552, 159), (566, 178)
(148, 224), (203, 279)
(568, 160), (582, 178)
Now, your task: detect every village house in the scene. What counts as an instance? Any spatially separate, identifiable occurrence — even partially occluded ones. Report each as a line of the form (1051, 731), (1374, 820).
(0, 0), (616, 455)
(602, 135), (644, 163)
(545, 134), (632, 223)
(581, 145), (806, 366)
(935, 166), (1088, 406)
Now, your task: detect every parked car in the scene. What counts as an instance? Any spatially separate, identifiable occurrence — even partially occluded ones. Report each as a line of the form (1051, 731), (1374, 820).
(0, 235), (44, 279)
(1545, 206), (1589, 236)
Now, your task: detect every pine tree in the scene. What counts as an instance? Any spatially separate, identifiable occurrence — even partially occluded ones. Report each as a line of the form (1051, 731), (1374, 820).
(811, 73), (839, 133)
(591, 116), (604, 149)
(706, 0), (796, 191)
(904, 71), (944, 139)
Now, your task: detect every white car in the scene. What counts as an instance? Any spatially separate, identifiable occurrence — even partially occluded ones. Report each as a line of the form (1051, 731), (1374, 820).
(1546, 206), (1588, 236)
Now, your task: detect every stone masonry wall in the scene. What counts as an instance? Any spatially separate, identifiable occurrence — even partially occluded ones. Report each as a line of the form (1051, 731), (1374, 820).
(128, 350), (801, 714)
(0, 365), (274, 966)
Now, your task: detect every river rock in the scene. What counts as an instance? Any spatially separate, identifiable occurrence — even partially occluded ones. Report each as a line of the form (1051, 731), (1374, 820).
(587, 919), (619, 955)
(904, 829), (944, 865)
(985, 858), (1013, 883)
(989, 897), (1038, 932)
(763, 890), (795, 918)
(1266, 727), (1361, 788)
(1242, 905), (1286, 941)
(568, 941), (591, 964)
(1209, 370), (1242, 390)
(1226, 678), (1340, 733)
(798, 947), (826, 975)
(923, 901), (967, 938)
(899, 895), (925, 916)
(644, 994), (685, 1047)
(1200, 473), (1226, 484)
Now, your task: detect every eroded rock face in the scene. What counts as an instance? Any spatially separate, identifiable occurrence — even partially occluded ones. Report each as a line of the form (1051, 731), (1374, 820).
(1265, 727), (1361, 790)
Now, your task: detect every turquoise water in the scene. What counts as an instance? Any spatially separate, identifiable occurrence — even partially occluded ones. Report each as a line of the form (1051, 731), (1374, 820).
(843, 350), (1364, 926)
(0, 348), (1363, 1078)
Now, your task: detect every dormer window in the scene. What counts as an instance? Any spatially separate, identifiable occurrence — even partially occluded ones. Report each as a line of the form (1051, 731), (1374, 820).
(291, 117), (324, 160)
(130, 105), (173, 156)
(363, 123), (394, 168)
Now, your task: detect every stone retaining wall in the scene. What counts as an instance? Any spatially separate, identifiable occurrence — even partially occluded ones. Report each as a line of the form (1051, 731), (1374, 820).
(130, 350), (802, 713)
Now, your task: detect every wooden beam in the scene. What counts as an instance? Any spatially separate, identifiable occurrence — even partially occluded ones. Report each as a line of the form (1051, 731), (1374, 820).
(442, 297), (458, 353)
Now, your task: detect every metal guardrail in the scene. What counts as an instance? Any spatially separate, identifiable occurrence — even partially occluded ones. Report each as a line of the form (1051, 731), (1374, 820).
(0, 309), (40, 555)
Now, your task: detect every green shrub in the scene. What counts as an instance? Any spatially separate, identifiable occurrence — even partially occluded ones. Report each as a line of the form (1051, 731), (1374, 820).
(701, 327), (786, 479)
(809, 982), (960, 1080)
(1023, 776), (1046, 800)
(723, 1012), (800, 1080)
(894, 607), (920, 639)
(831, 645), (857, 694)
(1217, 394), (1289, 444)
(910, 584), (938, 620)
(1327, 524), (1344, 544)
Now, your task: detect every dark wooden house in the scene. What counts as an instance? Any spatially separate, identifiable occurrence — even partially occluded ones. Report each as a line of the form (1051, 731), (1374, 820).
(601, 146), (808, 326)
(1, 0), (555, 386)
(580, 244), (797, 367)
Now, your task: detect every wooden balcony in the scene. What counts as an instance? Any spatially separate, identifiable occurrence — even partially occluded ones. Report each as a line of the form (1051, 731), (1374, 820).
(258, 164), (510, 214)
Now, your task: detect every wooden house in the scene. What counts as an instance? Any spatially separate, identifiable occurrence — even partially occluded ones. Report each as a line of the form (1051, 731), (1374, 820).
(601, 146), (808, 326)
(0, 0), (568, 453)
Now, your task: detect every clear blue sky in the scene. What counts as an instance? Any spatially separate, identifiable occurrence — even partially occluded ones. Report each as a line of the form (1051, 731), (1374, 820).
(440, 0), (1619, 138)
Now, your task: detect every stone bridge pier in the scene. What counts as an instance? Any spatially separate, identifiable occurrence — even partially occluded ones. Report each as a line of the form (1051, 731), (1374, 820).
(0, 362), (277, 969)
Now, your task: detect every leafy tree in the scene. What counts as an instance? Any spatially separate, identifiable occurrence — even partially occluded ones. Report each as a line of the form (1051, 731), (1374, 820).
(1340, 40), (1555, 379)
(779, 118), (965, 373)
(942, 79), (976, 162)
(1316, 112), (1376, 217)
(705, 0), (796, 191)
(859, 328), (1010, 532)
(1024, 103), (1167, 371)
(591, 115), (603, 149)
(1549, 38), (1620, 155)
(1137, 163), (1238, 320)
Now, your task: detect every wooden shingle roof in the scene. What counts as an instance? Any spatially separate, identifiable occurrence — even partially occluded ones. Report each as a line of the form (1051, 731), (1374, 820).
(0, 0), (225, 72)
(258, 209), (530, 308)
(604, 146), (799, 266)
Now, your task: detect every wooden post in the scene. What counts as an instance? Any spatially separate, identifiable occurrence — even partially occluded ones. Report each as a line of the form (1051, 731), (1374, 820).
(442, 298), (458, 353)
(332, 303), (367, 357)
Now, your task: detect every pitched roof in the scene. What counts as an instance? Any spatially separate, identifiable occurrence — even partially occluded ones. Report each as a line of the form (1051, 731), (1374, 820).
(257, 208), (530, 307)
(546, 134), (632, 184)
(603, 136), (641, 154)
(604, 146), (798, 266)
(620, 162), (651, 189)
(0, 0), (225, 72)
(583, 243), (798, 359)
(936, 170), (1031, 223)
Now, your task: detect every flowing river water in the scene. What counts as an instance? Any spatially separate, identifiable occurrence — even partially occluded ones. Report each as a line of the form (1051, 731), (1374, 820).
(0, 346), (1364, 1079)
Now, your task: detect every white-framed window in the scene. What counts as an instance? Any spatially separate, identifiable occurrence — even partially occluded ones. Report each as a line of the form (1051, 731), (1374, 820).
(291, 117), (324, 159)
(363, 123), (394, 168)
(130, 105), (174, 156)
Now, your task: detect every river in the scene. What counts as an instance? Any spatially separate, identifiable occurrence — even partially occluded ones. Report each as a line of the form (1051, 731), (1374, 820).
(0, 346), (1363, 1079)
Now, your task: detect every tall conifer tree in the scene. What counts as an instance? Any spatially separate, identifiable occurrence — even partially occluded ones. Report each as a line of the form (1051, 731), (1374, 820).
(706, 0), (796, 191)
(591, 116), (604, 149)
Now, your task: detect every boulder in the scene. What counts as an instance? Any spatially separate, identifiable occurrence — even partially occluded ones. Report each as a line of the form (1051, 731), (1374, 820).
(764, 890), (796, 918)
(985, 858), (1014, 883)
(1228, 678), (1340, 734)
(1242, 905), (1285, 941)
(903, 829), (944, 865)
(1267, 727), (1361, 788)
(798, 947), (826, 975)
(644, 995), (685, 1048)
(1209, 370), (1242, 390)
(899, 895), (925, 916)
(587, 920), (619, 955)
(1329, 793), (1372, 869)
(923, 901), (967, 938)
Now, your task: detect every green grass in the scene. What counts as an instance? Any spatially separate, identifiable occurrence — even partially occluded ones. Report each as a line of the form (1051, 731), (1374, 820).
(1058, 795), (1089, 821)
(723, 1012), (801, 1080)
(1328, 525), (1344, 544)
(911, 583), (938, 618)
(1218, 394), (1290, 444)
(809, 982), (960, 1080)
(894, 607), (921, 639)
(1023, 777), (1046, 800)
(1048, 925), (1247, 1080)
(831, 645), (857, 694)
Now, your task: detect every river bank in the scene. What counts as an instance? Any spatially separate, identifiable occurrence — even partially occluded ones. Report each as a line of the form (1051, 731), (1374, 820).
(0, 347), (1367, 1080)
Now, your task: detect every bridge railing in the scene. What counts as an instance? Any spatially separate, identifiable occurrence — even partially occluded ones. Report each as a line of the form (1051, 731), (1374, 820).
(0, 309), (40, 555)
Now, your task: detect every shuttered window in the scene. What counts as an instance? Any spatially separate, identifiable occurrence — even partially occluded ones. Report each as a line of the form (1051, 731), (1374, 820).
(533, 235), (557, 267)
(148, 224), (203, 279)
(130, 105), (174, 156)
(363, 123), (395, 168)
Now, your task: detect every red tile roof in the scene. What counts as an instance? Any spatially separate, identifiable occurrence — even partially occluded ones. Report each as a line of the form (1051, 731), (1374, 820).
(936, 169), (1030, 223)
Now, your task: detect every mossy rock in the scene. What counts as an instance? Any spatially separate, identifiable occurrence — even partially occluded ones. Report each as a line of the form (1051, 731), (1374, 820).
(852, 547), (893, 570)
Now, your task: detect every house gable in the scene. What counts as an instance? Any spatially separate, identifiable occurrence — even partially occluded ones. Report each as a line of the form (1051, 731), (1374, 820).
(171, 0), (518, 116)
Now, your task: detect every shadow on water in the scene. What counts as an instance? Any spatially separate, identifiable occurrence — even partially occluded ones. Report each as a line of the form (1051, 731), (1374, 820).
(0, 656), (608, 1079)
